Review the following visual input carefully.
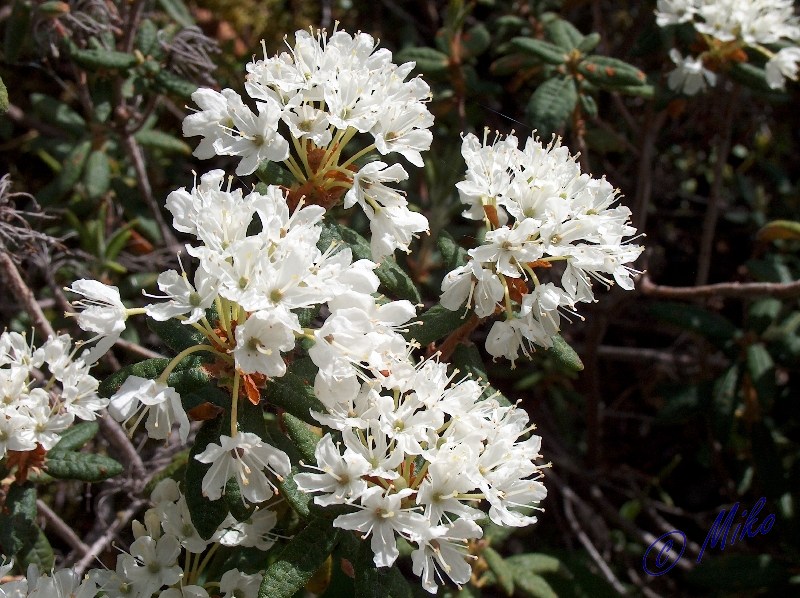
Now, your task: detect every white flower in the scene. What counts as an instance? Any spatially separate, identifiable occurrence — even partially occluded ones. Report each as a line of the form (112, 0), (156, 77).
(108, 376), (190, 443)
(220, 569), (262, 598)
(212, 91), (290, 175)
(66, 279), (128, 365)
(333, 486), (428, 567)
(655, 0), (696, 26)
(469, 219), (543, 278)
(215, 508), (278, 551)
(194, 432), (291, 503)
(295, 434), (371, 505)
(233, 311), (298, 376)
(667, 49), (717, 95)
(161, 586), (210, 598)
(145, 266), (217, 324)
(120, 533), (183, 597)
(411, 519), (482, 594)
(766, 46), (800, 89)
(183, 88), (235, 159)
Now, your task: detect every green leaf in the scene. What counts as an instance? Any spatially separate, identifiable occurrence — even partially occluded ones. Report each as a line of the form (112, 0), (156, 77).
(542, 13), (584, 51)
(396, 47), (450, 74)
(19, 527), (54, 571)
(526, 76), (578, 137)
(319, 222), (421, 303)
(225, 477), (256, 521)
(263, 429), (311, 518)
(711, 365), (739, 441)
(746, 342), (775, 407)
(84, 149), (110, 199)
(451, 344), (512, 407)
(258, 517), (340, 598)
(461, 24), (491, 59)
(438, 230), (469, 270)
(134, 129), (192, 154)
(490, 53), (541, 76)
(354, 540), (412, 598)
(265, 358), (327, 425)
(136, 19), (158, 55)
(0, 75), (7, 114)
(98, 358), (168, 397)
(104, 221), (137, 261)
(579, 93), (598, 118)
(154, 70), (199, 98)
(54, 139), (92, 198)
(147, 315), (209, 355)
(578, 56), (647, 88)
(157, 0), (194, 27)
(613, 83), (655, 98)
(546, 334), (584, 372)
(4, 0), (32, 62)
(577, 32), (601, 54)
(30, 93), (86, 137)
(729, 62), (789, 98)
(483, 547), (514, 596)
(404, 304), (472, 347)
(756, 219), (800, 242)
(49, 421), (99, 453)
(70, 47), (137, 71)
(284, 413), (320, 465)
(649, 302), (739, 352)
(0, 483), (37, 557)
(185, 416), (230, 539)
(509, 37), (566, 65)
(512, 572), (557, 598)
(45, 451), (124, 482)
(255, 162), (296, 187)
(506, 553), (572, 578)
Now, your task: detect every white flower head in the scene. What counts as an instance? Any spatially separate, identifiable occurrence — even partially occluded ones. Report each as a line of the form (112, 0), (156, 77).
(194, 432), (291, 503)
(108, 376), (190, 443)
(66, 279), (128, 365)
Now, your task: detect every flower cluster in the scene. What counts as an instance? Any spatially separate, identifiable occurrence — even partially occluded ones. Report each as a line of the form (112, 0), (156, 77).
(297, 357), (547, 593)
(656, 0), (800, 93)
(19, 24), (573, 598)
(65, 168), (419, 505)
(183, 28), (433, 258)
(0, 331), (106, 465)
(87, 478), (270, 598)
(440, 132), (643, 363)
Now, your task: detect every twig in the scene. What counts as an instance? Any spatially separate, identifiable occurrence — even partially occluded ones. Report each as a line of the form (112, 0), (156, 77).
(639, 274), (800, 300)
(0, 249), (56, 339)
(633, 107), (667, 232)
(695, 84), (740, 285)
(114, 337), (166, 360)
(72, 499), (146, 578)
(37, 498), (90, 556)
(98, 415), (147, 482)
(120, 135), (176, 246)
(562, 489), (629, 595)
(437, 313), (481, 361)
(3, 103), (69, 140)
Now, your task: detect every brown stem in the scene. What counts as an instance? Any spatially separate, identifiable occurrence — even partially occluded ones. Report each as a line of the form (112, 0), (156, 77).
(695, 85), (740, 285)
(98, 415), (147, 482)
(121, 135), (176, 246)
(437, 313), (481, 361)
(37, 499), (90, 556)
(71, 499), (146, 577)
(633, 107), (668, 233)
(640, 274), (800, 300)
(0, 249), (56, 339)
